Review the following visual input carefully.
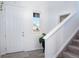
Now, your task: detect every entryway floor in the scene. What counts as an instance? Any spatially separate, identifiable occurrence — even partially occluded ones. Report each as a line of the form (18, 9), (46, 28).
(1, 49), (44, 58)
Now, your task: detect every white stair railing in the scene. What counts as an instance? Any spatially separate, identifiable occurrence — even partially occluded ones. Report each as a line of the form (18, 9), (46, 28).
(43, 12), (79, 58)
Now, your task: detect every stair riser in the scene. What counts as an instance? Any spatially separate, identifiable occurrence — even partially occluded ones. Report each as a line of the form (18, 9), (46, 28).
(76, 34), (79, 39)
(76, 31), (79, 34)
(68, 47), (79, 55)
(63, 52), (74, 58)
(63, 54), (72, 58)
(72, 41), (79, 46)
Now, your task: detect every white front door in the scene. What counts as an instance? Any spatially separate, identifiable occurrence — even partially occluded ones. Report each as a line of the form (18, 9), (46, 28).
(0, 10), (6, 55)
(5, 5), (24, 53)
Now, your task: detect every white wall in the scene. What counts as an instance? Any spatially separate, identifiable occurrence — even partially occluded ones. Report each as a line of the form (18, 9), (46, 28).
(0, 1), (79, 56)
(45, 12), (79, 58)
(0, 1), (49, 55)
(45, 2), (79, 58)
(17, 1), (49, 51)
(46, 1), (76, 33)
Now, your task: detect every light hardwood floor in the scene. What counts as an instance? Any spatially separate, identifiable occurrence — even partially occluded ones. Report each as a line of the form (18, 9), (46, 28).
(1, 49), (44, 58)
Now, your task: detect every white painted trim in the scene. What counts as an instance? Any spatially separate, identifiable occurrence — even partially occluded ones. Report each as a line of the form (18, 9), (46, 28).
(43, 11), (76, 40)
(54, 26), (79, 58)
(58, 12), (71, 16)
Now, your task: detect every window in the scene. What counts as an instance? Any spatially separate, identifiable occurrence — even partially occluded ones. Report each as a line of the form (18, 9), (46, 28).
(33, 12), (40, 31)
(60, 13), (70, 22)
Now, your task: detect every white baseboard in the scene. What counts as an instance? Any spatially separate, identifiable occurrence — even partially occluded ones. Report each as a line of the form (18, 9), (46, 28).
(54, 27), (79, 58)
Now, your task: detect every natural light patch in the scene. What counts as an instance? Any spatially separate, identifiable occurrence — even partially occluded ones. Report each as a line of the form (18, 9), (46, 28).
(33, 12), (40, 31)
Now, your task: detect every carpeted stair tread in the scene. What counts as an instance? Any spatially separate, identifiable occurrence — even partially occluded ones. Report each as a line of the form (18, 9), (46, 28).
(63, 51), (79, 58)
(72, 39), (79, 46)
(68, 45), (79, 50)
(68, 45), (79, 55)
(58, 30), (79, 58)
(76, 34), (79, 39)
(73, 39), (79, 42)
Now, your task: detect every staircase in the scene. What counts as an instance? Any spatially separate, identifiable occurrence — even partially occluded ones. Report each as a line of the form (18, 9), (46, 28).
(58, 31), (79, 58)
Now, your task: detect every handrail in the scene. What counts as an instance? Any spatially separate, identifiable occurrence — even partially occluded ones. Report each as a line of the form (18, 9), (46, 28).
(43, 12), (76, 40)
